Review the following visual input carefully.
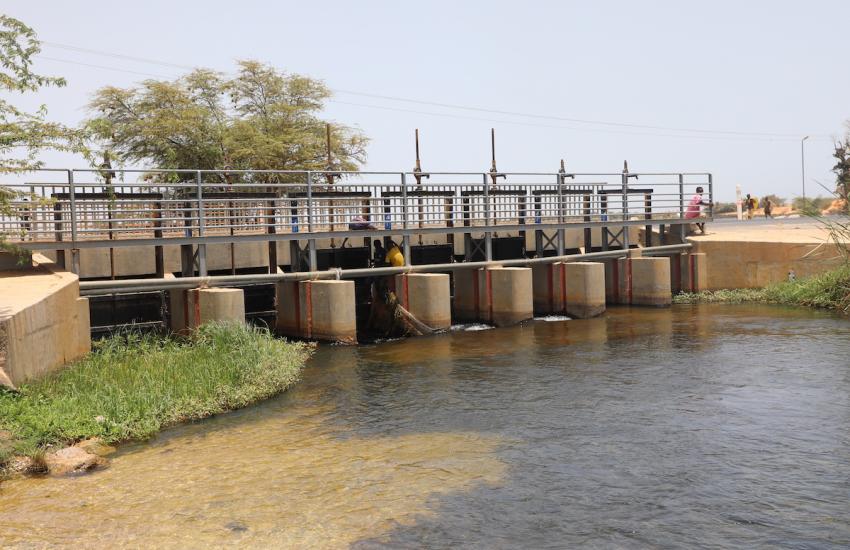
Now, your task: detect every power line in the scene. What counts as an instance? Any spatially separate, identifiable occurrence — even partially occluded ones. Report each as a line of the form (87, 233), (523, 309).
(331, 89), (819, 139)
(42, 41), (196, 71)
(327, 99), (807, 142)
(36, 55), (177, 80)
(36, 43), (833, 142)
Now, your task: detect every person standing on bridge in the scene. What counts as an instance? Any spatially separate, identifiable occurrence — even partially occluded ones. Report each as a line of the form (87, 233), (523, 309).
(685, 186), (713, 234)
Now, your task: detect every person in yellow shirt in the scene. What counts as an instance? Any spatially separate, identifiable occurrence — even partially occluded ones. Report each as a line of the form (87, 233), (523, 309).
(385, 240), (405, 267)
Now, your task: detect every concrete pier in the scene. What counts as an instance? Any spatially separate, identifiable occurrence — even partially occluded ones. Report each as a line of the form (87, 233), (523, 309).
(623, 257), (672, 306)
(681, 253), (708, 293)
(394, 273), (452, 331)
(169, 287), (246, 332)
(454, 267), (533, 327)
(276, 280), (357, 344)
(563, 262), (606, 318)
(532, 263), (566, 315)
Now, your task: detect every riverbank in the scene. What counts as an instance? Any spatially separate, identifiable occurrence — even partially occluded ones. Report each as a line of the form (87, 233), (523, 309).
(674, 264), (850, 313)
(0, 322), (312, 477)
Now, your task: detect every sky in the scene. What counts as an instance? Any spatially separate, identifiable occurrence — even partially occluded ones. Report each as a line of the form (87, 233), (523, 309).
(3, 0), (848, 201)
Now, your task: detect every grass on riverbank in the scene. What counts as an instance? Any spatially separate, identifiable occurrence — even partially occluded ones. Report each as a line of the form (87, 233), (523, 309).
(674, 265), (850, 313)
(0, 322), (313, 468)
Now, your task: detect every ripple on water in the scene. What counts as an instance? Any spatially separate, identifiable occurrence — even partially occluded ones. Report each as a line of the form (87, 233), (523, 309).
(2, 304), (850, 548)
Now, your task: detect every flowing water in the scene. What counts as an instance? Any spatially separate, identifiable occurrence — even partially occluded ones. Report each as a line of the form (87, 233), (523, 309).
(2, 304), (850, 548)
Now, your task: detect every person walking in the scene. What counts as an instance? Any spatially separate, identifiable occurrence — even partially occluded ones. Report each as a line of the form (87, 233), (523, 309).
(763, 198), (773, 219)
(745, 194), (757, 220)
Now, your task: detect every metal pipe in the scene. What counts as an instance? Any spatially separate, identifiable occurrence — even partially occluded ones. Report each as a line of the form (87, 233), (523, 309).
(79, 243), (692, 295)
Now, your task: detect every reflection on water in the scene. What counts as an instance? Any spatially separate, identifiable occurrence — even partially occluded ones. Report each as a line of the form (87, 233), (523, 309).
(2, 304), (850, 548)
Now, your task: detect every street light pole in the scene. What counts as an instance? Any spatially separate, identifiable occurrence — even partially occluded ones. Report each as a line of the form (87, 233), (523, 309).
(801, 135), (809, 201)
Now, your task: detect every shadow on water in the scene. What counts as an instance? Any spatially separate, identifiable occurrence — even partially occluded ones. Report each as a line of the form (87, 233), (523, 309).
(2, 304), (850, 548)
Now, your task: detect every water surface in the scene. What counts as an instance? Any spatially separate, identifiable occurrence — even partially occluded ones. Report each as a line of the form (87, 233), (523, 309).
(2, 305), (850, 548)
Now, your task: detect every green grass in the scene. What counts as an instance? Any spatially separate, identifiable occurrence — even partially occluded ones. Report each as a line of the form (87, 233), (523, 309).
(0, 322), (312, 469)
(674, 264), (850, 313)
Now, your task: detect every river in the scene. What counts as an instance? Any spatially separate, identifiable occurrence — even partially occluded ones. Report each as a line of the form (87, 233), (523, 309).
(2, 304), (850, 548)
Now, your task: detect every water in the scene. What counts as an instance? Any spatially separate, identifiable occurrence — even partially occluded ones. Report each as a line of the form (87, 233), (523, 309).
(2, 304), (850, 548)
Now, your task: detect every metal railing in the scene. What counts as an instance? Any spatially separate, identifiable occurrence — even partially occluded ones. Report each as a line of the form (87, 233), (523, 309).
(2, 168), (713, 248)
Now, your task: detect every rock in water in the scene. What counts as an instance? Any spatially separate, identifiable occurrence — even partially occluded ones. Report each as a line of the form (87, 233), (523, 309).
(45, 446), (104, 475)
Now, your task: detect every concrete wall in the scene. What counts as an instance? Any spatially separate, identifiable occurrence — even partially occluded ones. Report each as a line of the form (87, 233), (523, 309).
(690, 239), (844, 290)
(0, 257), (91, 388)
(42, 241), (292, 279)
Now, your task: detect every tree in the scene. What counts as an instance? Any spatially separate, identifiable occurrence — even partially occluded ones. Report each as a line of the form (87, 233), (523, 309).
(86, 60), (368, 182)
(832, 138), (850, 213)
(1, 15), (83, 254)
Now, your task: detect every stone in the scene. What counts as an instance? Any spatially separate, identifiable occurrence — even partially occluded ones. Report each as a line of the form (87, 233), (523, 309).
(45, 446), (105, 476)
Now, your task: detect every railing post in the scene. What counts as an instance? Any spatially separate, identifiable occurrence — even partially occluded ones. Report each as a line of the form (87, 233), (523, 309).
(622, 168), (630, 250)
(707, 173), (714, 220)
(483, 173), (492, 261)
(679, 173), (686, 242)
(67, 169), (80, 274)
(401, 172), (411, 264)
(306, 171), (317, 271)
(556, 173), (565, 256)
(196, 170), (207, 276)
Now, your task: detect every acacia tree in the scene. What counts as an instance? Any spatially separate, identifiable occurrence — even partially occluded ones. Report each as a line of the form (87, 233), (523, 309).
(832, 138), (850, 213)
(1, 15), (83, 253)
(86, 60), (368, 181)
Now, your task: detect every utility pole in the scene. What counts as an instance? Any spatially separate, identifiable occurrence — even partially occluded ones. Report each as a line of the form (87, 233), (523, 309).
(801, 135), (809, 201)
(488, 128), (506, 186)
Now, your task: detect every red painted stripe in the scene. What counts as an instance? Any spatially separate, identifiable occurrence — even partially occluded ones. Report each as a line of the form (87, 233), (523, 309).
(612, 260), (620, 304)
(473, 270), (480, 320)
(626, 258), (633, 305)
(403, 274), (410, 310)
(305, 282), (313, 339)
(547, 264), (554, 313)
(182, 289), (189, 330)
(560, 263), (567, 312)
(486, 269), (493, 323)
(193, 289), (201, 327)
(690, 254), (696, 293)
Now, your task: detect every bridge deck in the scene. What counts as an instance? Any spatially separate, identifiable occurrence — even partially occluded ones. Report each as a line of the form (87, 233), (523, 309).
(3, 169), (712, 252)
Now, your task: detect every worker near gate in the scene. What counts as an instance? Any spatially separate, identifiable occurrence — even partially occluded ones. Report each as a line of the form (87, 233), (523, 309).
(685, 186), (713, 234)
(385, 239), (405, 267)
(372, 239), (387, 267)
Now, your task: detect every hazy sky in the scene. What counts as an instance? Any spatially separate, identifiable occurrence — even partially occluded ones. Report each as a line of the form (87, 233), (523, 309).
(4, 0), (848, 200)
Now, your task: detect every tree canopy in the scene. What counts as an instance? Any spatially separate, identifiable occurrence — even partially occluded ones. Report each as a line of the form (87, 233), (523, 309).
(86, 61), (368, 181)
(0, 15), (82, 173)
(832, 138), (850, 212)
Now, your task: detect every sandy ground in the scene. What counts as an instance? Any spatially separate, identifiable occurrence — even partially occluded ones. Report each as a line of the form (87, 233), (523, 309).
(692, 216), (847, 244)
